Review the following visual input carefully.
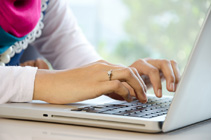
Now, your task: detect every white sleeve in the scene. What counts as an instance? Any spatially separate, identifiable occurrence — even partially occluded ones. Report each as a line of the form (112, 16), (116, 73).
(0, 66), (37, 104)
(31, 0), (101, 70)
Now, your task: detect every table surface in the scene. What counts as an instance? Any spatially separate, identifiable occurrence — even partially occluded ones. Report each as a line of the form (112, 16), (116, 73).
(0, 117), (211, 140)
(0, 96), (211, 140)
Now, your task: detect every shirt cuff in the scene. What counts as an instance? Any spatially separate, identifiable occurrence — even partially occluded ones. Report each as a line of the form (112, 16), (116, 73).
(9, 66), (38, 103)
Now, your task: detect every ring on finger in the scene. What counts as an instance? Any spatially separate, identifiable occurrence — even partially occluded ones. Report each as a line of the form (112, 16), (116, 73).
(107, 69), (113, 81)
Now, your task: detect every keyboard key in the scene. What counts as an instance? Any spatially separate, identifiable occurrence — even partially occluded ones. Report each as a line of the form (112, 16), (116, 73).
(71, 96), (172, 119)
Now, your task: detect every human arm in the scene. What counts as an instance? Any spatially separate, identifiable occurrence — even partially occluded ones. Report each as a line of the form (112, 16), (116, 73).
(29, 0), (180, 103)
(32, 58), (180, 104)
(0, 0), (180, 104)
(33, 60), (147, 104)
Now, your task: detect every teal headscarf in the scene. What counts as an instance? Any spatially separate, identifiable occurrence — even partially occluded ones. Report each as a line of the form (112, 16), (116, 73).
(0, 26), (26, 54)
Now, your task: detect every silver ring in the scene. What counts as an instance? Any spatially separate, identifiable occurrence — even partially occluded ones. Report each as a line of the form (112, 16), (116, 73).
(107, 69), (113, 81)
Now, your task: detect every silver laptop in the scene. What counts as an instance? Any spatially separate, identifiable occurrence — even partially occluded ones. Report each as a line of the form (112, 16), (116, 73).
(0, 7), (211, 133)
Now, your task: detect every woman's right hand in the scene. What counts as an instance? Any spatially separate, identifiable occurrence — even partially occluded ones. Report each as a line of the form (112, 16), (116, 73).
(33, 61), (147, 104)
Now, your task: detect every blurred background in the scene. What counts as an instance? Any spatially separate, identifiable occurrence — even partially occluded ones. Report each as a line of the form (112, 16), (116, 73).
(68, 0), (210, 94)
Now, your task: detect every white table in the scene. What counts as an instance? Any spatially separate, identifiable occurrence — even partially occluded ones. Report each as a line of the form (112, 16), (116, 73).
(0, 118), (210, 140)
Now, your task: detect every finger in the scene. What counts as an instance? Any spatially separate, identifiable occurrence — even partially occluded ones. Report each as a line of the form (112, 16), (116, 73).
(133, 59), (162, 98)
(170, 60), (180, 84)
(122, 82), (136, 97)
(106, 82), (136, 101)
(130, 67), (147, 93)
(35, 59), (49, 69)
(170, 60), (181, 89)
(107, 67), (147, 103)
(101, 80), (132, 102)
(20, 63), (26, 66)
(29, 61), (36, 67)
(141, 75), (151, 88)
(21, 61), (36, 67)
(88, 62), (147, 102)
(147, 59), (176, 92)
(106, 93), (124, 101)
(141, 71), (164, 88)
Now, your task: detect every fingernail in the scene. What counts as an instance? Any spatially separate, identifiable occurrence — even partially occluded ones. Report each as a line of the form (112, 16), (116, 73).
(143, 90), (147, 99)
(144, 96), (148, 103)
(142, 92), (148, 103)
(143, 84), (147, 93)
(158, 89), (162, 97)
(170, 83), (175, 91)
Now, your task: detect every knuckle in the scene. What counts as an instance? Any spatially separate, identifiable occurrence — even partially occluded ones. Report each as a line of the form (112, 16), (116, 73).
(149, 68), (159, 75)
(130, 67), (138, 73)
(124, 67), (133, 78)
(162, 59), (171, 66)
(170, 60), (178, 65)
(143, 58), (152, 61)
(94, 63), (106, 69)
(137, 59), (146, 64)
(97, 60), (106, 63)
(169, 74), (175, 81)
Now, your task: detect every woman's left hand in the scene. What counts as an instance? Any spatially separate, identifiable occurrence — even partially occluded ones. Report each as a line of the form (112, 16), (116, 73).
(20, 59), (49, 69)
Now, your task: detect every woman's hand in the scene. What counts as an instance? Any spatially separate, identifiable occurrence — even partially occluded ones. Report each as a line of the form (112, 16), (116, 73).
(99, 59), (180, 101)
(20, 59), (49, 69)
(129, 58), (180, 98)
(33, 61), (147, 104)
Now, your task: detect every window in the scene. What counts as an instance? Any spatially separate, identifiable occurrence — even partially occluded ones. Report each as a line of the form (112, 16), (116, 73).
(68, 0), (210, 94)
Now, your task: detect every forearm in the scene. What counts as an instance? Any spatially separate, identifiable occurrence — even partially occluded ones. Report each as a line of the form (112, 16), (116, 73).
(33, 69), (51, 102)
(32, 60), (148, 105)
(33, 69), (79, 104)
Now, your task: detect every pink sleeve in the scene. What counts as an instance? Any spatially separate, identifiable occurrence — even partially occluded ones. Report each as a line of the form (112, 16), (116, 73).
(0, 66), (37, 104)
(31, 0), (101, 70)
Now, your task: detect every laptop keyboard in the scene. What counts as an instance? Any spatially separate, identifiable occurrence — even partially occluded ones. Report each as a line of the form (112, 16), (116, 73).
(71, 96), (172, 119)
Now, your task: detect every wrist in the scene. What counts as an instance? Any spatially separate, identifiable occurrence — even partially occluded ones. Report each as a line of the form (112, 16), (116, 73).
(33, 70), (53, 102)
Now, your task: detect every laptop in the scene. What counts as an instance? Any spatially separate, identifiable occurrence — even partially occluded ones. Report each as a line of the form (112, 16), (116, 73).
(0, 7), (211, 133)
